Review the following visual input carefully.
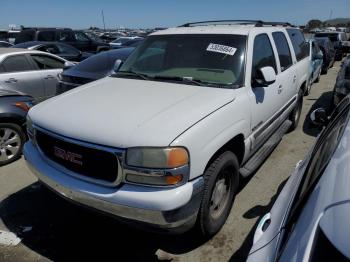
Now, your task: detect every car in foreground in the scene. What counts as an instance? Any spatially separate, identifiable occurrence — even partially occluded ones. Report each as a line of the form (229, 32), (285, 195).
(0, 41), (13, 48)
(109, 36), (144, 49)
(0, 89), (35, 166)
(24, 20), (309, 237)
(314, 31), (349, 60)
(333, 56), (350, 106)
(248, 95), (350, 261)
(0, 48), (74, 102)
(314, 37), (335, 74)
(56, 47), (134, 94)
(13, 41), (93, 62)
(14, 28), (110, 53)
(304, 39), (323, 96)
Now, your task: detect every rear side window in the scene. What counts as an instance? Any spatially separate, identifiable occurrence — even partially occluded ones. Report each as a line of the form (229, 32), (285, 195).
(251, 34), (277, 82)
(38, 31), (55, 41)
(272, 32), (293, 71)
(1, 55), (33, 73)
(58, 31), (75, 42)
(287, 29), (308, 61)
(30, 54), (64, 69)
(15, 30), (35, 44)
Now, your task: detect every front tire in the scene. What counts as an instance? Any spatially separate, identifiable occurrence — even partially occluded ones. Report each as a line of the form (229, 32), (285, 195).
(289, 89), (303, 132)
(197, 151), (239, 237)
(0, 123), (25, 166)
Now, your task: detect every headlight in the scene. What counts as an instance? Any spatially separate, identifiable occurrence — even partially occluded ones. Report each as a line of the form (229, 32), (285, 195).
(126, 147), (189, 169)
(125, 147), (189, 186)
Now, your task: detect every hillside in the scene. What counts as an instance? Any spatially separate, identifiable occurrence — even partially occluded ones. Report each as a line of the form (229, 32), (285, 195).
(324, 18), (350, 26)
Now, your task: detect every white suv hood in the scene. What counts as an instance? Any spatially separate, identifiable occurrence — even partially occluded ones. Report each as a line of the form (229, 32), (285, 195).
(30, 77), (235, 148)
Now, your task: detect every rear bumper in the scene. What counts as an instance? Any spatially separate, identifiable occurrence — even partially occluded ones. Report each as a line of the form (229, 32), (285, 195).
(24, 142), (204, 232)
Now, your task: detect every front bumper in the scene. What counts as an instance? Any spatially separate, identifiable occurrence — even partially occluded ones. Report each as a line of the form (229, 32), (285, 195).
(24, 142), (204, 231)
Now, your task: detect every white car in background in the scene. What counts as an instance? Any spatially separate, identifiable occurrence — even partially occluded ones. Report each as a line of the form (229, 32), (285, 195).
(109, 36), (143, 48)
(0, 48), (74, 102)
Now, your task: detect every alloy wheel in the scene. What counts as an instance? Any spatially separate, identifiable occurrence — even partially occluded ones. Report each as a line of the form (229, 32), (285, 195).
(0, 128), (21, 163)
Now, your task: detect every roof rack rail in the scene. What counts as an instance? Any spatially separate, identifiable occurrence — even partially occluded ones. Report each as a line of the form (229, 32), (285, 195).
(179, 20), (294, 28)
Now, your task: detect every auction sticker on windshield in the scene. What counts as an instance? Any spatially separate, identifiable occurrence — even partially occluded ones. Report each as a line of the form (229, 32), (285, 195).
(206, 43), (237, 56)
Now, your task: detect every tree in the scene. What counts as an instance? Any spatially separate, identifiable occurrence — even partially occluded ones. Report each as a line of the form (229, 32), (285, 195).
(307, 19), (323, 29)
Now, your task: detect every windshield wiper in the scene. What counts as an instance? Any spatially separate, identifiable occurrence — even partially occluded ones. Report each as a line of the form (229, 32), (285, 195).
(115, 70), (150, 80)
(152, 75), (208, 86)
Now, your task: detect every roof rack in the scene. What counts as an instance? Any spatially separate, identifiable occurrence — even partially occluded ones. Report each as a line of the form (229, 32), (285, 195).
(179, 20), (294, 28)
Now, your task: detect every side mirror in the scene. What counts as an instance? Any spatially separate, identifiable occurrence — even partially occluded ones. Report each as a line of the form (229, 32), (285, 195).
(310, 108), (328, 126)
(63, 61), (75, 70)
(113, 59), (124, 72)
(254, 66), (276, 87)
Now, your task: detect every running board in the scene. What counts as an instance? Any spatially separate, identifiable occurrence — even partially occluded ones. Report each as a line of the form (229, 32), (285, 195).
(240, 120), (292, 178)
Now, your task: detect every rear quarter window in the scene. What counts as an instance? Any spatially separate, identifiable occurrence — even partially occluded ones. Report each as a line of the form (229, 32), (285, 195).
(287, 29), (308, 61)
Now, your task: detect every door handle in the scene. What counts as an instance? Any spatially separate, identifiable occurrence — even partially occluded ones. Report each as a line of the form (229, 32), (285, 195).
(278, 85), (283, 94)
(44, 75), (55, 80)
(293, 75), (297, 83)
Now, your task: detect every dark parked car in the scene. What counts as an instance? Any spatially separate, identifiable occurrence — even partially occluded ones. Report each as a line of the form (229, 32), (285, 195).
(0, 89), (35, 166)
(57, 47), (134, 94)
(314, 37), (336, 74)
(14, 28), (110, 53)
(0, 41), (13, 48)
(333, 56), (350, 106)
(314, 32), (349, 60)
(13, 41), (92, 62)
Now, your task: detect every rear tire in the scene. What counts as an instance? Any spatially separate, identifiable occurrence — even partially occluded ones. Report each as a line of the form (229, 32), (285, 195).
(197, 151), (239, 238)
(289, 89), (303, 132)
(0, 123), (25, 166)
(304, 79), (311, 96)
(315, 70), (321, 83)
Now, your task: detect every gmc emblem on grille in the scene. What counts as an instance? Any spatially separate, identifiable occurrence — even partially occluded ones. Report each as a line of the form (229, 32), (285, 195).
(54, 146), (83, 166)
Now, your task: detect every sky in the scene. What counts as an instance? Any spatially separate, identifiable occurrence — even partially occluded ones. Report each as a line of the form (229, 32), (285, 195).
(1, 0), (350, 29)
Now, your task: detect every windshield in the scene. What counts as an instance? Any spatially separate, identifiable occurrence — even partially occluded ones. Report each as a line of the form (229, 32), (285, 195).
(112, 37), (132, 44)
(118, 34), (246, 87)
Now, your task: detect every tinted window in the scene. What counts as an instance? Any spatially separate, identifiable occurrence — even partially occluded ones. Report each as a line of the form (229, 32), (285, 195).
(37, 44), (60, 54)
(272, 32), (293, 71)
(15, 30), (35, 44)
(37, 31), (55, 41)
(30, 54), (64, 69)
(315, 33), (339, 42)
(287, 29), (308, 61)
(75, 32), (90, 42)
(1, 55), (33, 73)
(58, 31), (75, 42)
(0, 42), (12, 47)
(251, 34), (277, 83)
(56, 43), (80, 56)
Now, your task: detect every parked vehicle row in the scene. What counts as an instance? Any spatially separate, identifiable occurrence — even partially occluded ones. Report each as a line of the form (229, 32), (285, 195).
(304, 39), (323, 95)
(333, 55), (350, 106)
(13, 41), (93, 62)
(314, 37), (335, 74)
(24, 20), (309, 237)
(314, 31), (350, 60)
(14, 27), (110, 53)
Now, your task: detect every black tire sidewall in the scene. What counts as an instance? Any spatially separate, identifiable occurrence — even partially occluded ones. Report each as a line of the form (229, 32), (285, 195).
(289, 89), (303, 131)
(0, 123), (25, 166)
(198, 151), (239, 237)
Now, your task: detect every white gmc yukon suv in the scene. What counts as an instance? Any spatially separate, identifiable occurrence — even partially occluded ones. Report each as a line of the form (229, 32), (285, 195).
(24, 20), (309, 236)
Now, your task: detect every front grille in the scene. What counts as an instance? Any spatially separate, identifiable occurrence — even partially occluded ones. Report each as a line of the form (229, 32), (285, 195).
(36, 130), (119, 183)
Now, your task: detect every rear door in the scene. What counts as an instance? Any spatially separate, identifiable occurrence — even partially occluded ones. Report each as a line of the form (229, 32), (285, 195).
(0, 54), (45, 101)
(28, 54), (65, 99)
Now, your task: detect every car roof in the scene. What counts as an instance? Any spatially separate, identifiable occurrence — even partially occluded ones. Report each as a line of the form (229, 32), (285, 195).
(151, 24), (294, 36)
(0, 47), (28, 55)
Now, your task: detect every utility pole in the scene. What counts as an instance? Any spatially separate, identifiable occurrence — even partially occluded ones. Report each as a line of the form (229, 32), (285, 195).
(329, 9), (333, 20)
(101, 10), (106, 32)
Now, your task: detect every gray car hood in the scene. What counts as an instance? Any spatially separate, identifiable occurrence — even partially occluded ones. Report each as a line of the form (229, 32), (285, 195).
(29, 77), (235, 148)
